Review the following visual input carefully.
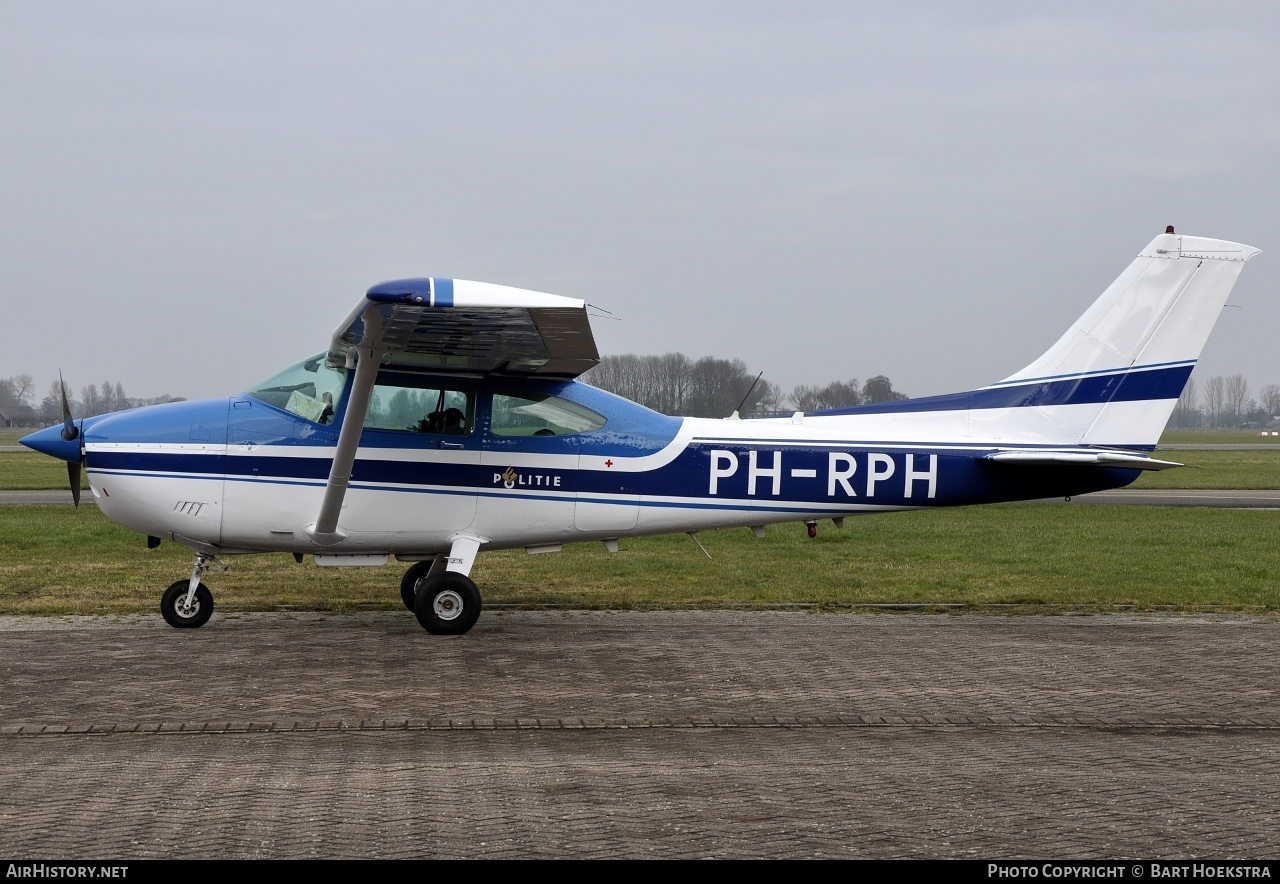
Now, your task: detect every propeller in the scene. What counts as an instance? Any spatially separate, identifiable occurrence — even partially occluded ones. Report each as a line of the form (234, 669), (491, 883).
(58, 372), (83, 508)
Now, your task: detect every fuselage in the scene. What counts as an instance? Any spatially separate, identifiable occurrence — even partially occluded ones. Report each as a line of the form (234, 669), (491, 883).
(43, 358), (1140, 558)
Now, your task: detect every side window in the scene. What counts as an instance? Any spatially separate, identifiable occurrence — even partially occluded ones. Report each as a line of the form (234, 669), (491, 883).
(365, 382), (475, 435)
(492, 391), (606, 437)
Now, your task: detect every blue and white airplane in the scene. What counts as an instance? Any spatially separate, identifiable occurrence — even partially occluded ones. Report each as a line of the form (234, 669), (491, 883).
(21, 228), (1261, 634)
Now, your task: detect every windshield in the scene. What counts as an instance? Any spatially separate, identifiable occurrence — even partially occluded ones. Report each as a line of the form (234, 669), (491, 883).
(246, 354), (347, 425)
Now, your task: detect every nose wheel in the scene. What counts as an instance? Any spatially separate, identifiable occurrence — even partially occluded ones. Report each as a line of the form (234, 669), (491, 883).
(161, 580), (214, 628)
(160, 554), (222, 629)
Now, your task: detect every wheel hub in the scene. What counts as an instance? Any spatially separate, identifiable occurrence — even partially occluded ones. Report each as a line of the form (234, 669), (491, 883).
(432, 589), (464, 621)
(175, 595), (201, 618)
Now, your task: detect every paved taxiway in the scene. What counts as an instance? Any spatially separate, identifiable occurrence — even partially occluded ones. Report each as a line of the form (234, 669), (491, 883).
(2, 611), (1277, 859)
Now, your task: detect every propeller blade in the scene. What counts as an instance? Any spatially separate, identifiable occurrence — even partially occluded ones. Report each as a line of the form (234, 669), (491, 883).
(58, 371), (78, 443)
(67, 461), (81, 508)
(57, 371), (84, 505)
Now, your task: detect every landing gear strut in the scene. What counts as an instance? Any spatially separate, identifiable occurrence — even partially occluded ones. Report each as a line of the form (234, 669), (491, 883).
(160, 555), (219, 628)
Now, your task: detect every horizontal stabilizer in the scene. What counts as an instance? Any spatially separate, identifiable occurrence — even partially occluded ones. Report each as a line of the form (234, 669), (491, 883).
(984, 450), (1182, 471)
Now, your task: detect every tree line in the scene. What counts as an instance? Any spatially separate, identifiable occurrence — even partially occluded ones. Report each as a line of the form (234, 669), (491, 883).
(0, 374), (183, 424)
(1169, 375), (1280, 429)
(581, 353), (906, 418)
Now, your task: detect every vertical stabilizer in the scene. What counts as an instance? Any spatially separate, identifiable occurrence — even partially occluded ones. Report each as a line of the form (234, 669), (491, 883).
(987, 232), (1260, 448)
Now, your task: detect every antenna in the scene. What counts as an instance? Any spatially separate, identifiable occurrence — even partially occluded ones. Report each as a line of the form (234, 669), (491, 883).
(731, 371), (765, 418)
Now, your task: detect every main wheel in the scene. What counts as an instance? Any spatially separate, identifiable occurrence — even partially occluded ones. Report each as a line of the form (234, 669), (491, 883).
(399, 560), (435, 612)
(414, 573), (482, 635)
(161, 580), (214, 629)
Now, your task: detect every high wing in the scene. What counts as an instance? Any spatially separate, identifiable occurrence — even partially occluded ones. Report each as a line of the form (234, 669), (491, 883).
(327, 277), (599, 378)
(307, 277), (600, 545)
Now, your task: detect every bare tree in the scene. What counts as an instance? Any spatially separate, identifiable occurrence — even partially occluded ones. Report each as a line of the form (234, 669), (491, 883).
(584, 354), (648, 407)
(80, 383), (101, 416)
(862, 375), (907, 403)
(0, 374), (35, 405)
(100, 379), (119, 413)
(1224, 374), (1249, 427)
(1202, 375), (1226, 428)
(791, 379), (862, 412)
(1259, 384), (1280, 420)
(685, 356), (754, 417)
(653, 352), (692, 415)
(40, 380), (64, 423)
(753, 379), (786, 414)
(1169, 377), (1201, 429)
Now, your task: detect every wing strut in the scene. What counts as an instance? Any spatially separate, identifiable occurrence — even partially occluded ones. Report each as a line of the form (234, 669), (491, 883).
(304, 304), (386, 545)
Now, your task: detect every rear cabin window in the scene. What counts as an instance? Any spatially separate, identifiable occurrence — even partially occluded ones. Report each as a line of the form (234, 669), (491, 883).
(491, 391), (606, 437)
(365, 381), (475, 436)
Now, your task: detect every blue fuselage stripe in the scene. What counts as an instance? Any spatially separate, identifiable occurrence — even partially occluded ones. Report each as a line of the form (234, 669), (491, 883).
(88, 440), (1142, 511)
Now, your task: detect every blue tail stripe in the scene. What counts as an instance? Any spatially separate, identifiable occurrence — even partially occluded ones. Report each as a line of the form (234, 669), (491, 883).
(813, 364), (1192, 417)
(982, 359), (1194, 388)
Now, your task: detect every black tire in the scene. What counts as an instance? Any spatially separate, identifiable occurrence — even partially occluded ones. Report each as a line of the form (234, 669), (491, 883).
(161, 580), (214, 629)
(399, 560), (435, 612)
(413, 572), (482, 635)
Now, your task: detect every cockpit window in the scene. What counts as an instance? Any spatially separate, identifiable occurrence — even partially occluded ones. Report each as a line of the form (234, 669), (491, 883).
(491, 391), (606, 436)
(365, 380), (475, 436)
(247, 354), (346, 424)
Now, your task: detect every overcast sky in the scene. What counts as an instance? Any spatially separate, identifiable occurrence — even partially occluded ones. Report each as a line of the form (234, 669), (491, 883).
(3, 1), (1277, 407)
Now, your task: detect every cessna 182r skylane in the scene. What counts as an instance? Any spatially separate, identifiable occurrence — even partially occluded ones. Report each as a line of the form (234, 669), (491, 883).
(21, 228), (1261, 635)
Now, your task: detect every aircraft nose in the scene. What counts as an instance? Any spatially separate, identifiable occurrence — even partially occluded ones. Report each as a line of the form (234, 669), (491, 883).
(20, 424), (83, 464)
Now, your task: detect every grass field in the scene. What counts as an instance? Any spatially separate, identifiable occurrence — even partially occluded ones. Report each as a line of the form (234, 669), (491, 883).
(1129, 450), (1280, 489)
(1, 502), (1277, 615)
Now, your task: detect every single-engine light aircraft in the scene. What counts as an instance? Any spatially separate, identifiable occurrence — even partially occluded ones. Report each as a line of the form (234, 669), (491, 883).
(22, 229), (1260, 634)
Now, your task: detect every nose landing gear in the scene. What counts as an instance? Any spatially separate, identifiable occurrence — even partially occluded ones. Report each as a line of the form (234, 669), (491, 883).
(159, 554), (224, 629)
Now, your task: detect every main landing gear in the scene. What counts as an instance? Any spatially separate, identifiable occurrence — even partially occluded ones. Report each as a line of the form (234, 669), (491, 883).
(411, 571), (482, 635)
(398, 535), (485, 635)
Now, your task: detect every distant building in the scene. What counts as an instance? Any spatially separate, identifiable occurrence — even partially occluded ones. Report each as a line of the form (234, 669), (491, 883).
(0, 404), (40, 428)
